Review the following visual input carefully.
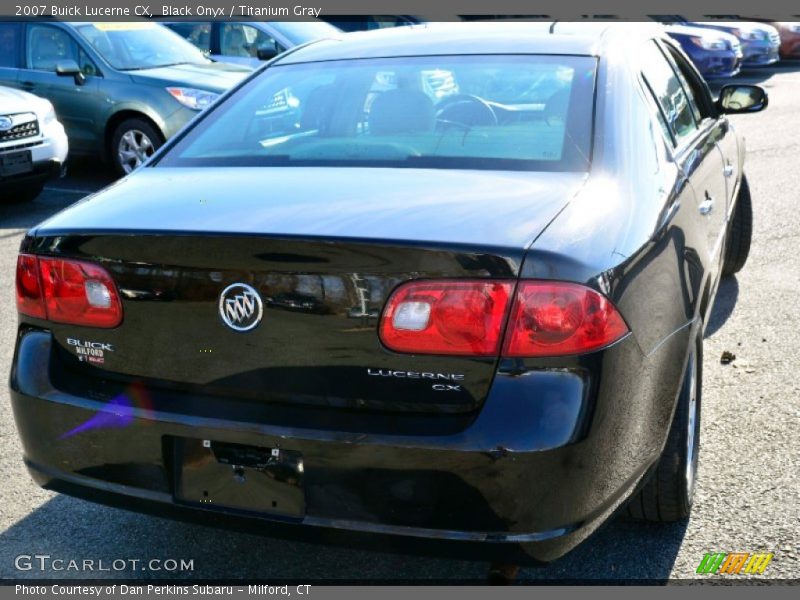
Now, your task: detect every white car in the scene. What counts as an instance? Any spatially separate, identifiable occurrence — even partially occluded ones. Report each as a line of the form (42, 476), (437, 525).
(1, 86), (68, 203)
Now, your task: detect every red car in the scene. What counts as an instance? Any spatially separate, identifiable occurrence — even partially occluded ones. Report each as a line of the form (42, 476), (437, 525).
(774, 22), (800, 58)
(749, 20), (800, 58)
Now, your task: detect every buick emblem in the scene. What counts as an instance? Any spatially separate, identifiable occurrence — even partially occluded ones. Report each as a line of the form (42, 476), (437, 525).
(219, 283), (263, 332)
(0, 116), (12, 132)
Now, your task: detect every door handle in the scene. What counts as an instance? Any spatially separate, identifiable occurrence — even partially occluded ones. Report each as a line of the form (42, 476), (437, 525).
(20, 81), (35, 91)
(699, 195), (714, 215)
(723, 165), (734, 178)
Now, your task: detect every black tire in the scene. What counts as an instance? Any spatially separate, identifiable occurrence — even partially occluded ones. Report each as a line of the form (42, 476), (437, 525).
(722, 174), (753, 276)
(627, 333), (702, 522)
(110, 118), (164, 177)
(2, 183), (43, 203)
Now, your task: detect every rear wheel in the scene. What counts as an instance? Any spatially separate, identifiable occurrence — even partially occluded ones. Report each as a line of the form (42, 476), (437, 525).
(111, 118), (163, 177)
(627, 333), (702, 521)
(722, 174), (753, 276)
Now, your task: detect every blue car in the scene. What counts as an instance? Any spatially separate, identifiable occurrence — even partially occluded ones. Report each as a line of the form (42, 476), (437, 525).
(692, 21), (781, 66)
(665, 24), (743, 79)
(655, 16), (780, 67)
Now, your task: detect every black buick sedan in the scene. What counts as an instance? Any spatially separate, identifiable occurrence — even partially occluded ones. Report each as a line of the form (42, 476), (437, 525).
(10, 23), (765, 564)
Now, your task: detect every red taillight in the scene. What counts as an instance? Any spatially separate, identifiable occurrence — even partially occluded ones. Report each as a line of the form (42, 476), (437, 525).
(15, 254), (123, 328)
(16, 254), (46, 319)
(379, 280), (514, 356)
(379, 279), (628, 358)
(502, 282), (628, 357)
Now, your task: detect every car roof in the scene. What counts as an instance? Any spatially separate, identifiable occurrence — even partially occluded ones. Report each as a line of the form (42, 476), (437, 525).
(276, 21), (666, 64)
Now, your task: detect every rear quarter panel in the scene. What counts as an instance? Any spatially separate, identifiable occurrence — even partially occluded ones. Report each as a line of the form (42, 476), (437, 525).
(521, 40), (712, 467)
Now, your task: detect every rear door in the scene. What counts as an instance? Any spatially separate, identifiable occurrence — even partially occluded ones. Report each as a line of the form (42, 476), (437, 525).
(20, 24), (102, 154)
(640, 39), (728, 265)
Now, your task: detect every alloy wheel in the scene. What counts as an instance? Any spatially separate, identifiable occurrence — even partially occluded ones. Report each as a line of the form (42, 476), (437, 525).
(117, 129), (155, 174)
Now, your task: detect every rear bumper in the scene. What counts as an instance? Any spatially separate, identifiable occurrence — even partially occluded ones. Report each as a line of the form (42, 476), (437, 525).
(9, 327), (683, 562)
(0, 157), (64, 189)
(0, 122), (68, 189)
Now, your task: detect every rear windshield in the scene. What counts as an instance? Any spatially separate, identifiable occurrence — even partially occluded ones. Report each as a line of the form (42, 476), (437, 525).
(159, 54), (597, 172)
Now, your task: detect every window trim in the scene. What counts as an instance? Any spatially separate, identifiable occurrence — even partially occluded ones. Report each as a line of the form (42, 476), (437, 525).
(659, 39), (719, 121)
(639, 38), (704, 153)
(658, 40), (725, 159)
(640, 71), (677, 149)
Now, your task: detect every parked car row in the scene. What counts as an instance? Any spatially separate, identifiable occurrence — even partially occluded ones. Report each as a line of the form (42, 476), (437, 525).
(313, 16), (800, 80)
(0, 19), (341, 202)
(0, 20), (255, 192)
(653, 17), (779, 79)
(1, 17), (794, 204)
(480, 16), (799, 79)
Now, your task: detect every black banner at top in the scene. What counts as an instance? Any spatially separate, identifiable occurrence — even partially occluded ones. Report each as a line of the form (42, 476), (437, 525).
(0, 0), (798, 21)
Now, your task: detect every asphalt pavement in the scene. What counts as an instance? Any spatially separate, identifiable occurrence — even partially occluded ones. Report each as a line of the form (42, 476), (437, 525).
(0, 63), (798, 583)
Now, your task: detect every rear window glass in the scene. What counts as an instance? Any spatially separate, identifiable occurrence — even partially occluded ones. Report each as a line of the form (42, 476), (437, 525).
(159, 54), (598, 172)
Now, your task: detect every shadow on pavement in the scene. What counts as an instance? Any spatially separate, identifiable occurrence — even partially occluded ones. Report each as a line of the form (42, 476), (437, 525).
(707, 60), (800, 95)
(0, 488), (689, 582)
(735, 60), (800, 84)
(53, 157), (117, 193)
(0, 159), (115, 231)
(705, 276), (740, 338)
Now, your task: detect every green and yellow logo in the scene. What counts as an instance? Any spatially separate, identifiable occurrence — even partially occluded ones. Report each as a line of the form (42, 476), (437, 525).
(696, 552), (774, 575)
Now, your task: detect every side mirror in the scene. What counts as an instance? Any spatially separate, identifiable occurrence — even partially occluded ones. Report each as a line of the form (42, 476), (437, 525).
(55, 59), (86, 86)
(256, 42), (279, 61)
(717, 84), (768, 114)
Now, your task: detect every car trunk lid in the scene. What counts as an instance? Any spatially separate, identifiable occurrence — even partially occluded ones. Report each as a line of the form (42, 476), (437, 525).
(28, 167), (586, 414)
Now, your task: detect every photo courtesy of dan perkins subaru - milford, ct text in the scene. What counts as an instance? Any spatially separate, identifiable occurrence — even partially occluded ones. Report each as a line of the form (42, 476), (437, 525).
(15, 585), (312, 596)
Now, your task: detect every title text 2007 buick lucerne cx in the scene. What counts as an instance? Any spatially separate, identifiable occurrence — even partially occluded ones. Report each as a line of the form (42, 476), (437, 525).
(10, 23), (766, 563)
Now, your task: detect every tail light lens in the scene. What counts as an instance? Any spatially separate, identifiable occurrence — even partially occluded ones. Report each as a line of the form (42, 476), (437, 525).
(15, 254), (123, 328)
(502, 282), (628, 357)
(379, 280), (514, 356)
(379, 279), (628, 358)
(16, 255), (46, 319)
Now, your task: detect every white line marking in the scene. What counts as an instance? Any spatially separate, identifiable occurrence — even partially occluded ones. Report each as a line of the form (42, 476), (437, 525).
(43, 186), (97, 195)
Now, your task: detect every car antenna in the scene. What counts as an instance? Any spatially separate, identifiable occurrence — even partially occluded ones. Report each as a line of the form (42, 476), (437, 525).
(549, 20), (558, 34)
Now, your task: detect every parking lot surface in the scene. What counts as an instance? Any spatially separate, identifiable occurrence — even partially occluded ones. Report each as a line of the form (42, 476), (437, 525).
(1, 64), (798, 582)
